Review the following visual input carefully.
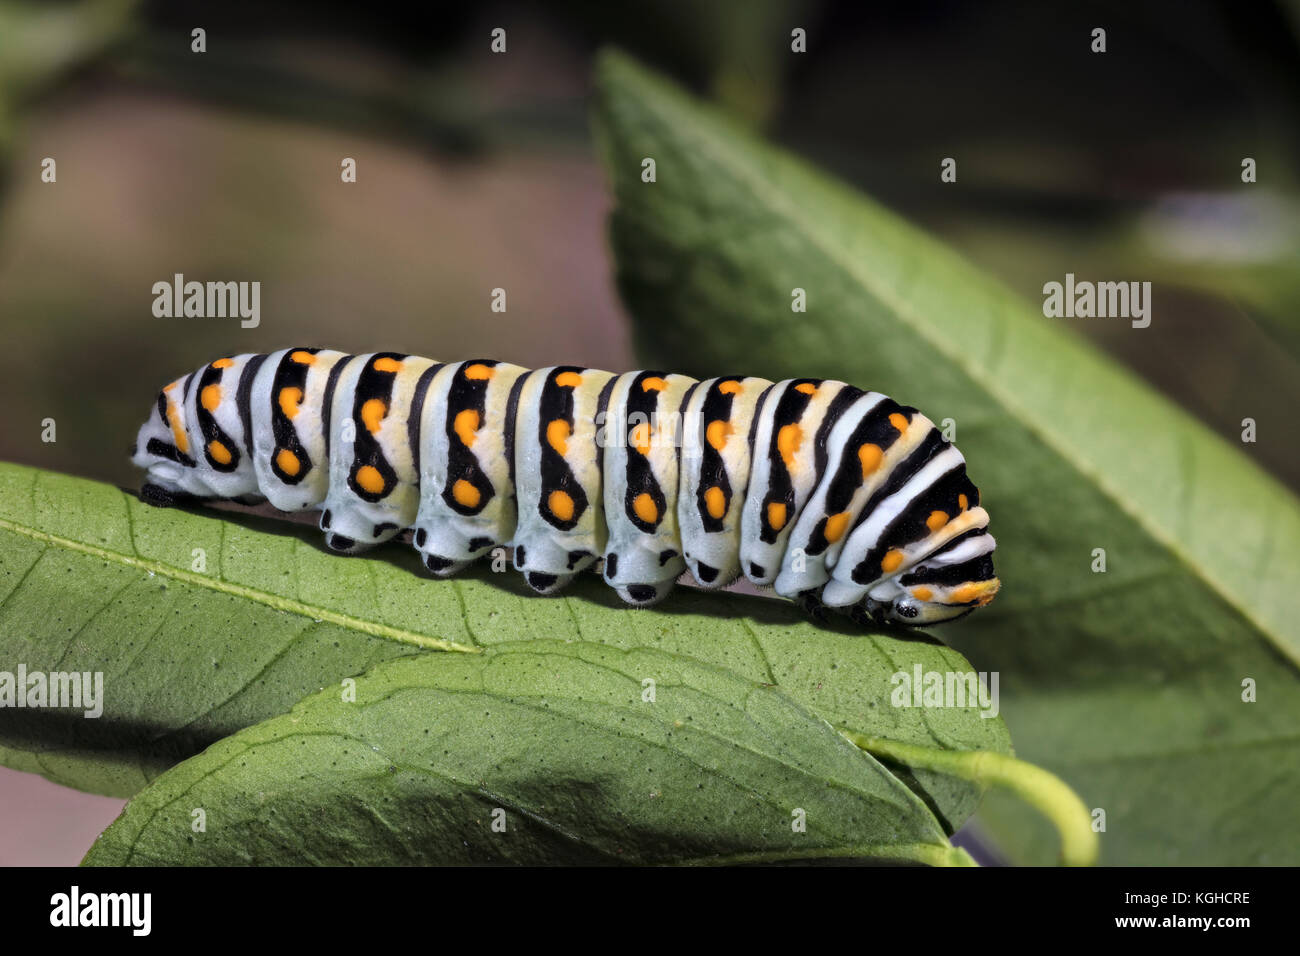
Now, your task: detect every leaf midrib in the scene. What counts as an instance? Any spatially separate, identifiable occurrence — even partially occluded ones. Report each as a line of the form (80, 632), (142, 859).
(0, 506), (478, 655)
(614, 58), (1296, 667)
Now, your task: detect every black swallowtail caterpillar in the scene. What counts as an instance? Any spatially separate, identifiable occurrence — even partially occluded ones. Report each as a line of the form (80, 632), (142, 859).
(131, 349), (1000, 626)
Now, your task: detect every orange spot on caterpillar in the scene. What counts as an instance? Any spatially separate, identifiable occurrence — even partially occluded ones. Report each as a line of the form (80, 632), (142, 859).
(952, 580), (1000, 606)
(372, 357), (403, 373)
(706, 419), (732, 451)
(794, 382), (817, 395)
(361, 399), (387, 434)
(290, 350), (316, 365)
(881, 549), (905, 574)
(275, 448), (300, 476)
(958, 493), (969, 510)
(704, 486), (726, 519)
(454, 409), (480, 447)
(355, 465), (385, 495)
(555, 371), (582, 388)
(717, 379), (742, 395)
(823, 511), (851, 543)
(548, 490), (575, 522)
(767, 501), (787, 531)
(912, 586), (934, 602)
(207, 440), (232, 465)
(630, 422), (652, 456)
(452, 479), (481, 508)
(641, 376), (668, 392)
(463, 363), (494, 380)
(200, 384), (222, 412)
(777, 424), (802, 467)
(858, 443), (883, 477)
(926, 510), (949, 533)
(889, 412), (909, 432)
(278, 387), (303, 420)
(167, 401), (188, 453)
(546, 419), (570, 455)
(211, 358), (234, 369)
(951, 584), (979, 604)
(633, 492), (658, 525)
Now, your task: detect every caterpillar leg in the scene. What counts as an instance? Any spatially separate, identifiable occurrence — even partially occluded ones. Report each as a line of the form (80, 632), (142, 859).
(511, 542), (583, 595)
(613, 580), (675, 606)
(139, 482), (192, 508)
(794, 587), (831, 622)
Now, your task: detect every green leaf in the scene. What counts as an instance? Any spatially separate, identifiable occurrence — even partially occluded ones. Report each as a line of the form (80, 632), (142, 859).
(0, 0), (139, 104)
(0, 463), (458, 797)
(591, 49), (1300, 865)
(0, 462), (1009, 843)
(82, 642), (977, 866)
(0, 0), (140, 166)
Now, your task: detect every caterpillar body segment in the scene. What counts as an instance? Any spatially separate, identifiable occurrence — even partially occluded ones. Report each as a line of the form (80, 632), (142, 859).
(676, 375), (773, 591)
(136, 353), (259, 503)
(510, 365), (616, 595)
(411, 359), (529, 577)
(599, 369), (697, 606)
(248, 348), (350, 512)
(320, 352), (437, 553)
(132, 349), (1000, 627)
(740, 378), (856, 588)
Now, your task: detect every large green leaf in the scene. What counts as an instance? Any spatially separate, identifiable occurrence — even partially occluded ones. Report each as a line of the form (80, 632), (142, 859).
(81, 642), (972, 866)
(0, 462), (1009, 842)
(591, 50), (1300, 865)
(0, 464), (445, 796)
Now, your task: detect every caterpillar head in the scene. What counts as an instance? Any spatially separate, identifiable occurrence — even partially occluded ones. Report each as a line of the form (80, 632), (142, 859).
(860, 545), (1001, 627)
(864, 577), (1001, 627)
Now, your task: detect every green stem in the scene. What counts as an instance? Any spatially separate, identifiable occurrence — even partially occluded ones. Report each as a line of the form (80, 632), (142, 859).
(841, 730), (1098, 867)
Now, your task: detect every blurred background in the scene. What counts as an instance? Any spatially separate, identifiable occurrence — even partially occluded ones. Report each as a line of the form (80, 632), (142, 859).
(0, 0), (1297, 864)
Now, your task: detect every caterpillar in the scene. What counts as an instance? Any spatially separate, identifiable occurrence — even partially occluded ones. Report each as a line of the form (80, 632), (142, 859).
(131, 349), (1000, 626)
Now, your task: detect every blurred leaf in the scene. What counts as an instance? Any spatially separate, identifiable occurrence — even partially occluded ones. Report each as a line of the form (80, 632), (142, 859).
(0, 462), (1008, 838)
(1163, 256), (1300, 366)
(0, 0), (139, 176)
(82, 642), (977, 866)
(0, 0), (138, 103)
(591, 49), (1300, 865)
